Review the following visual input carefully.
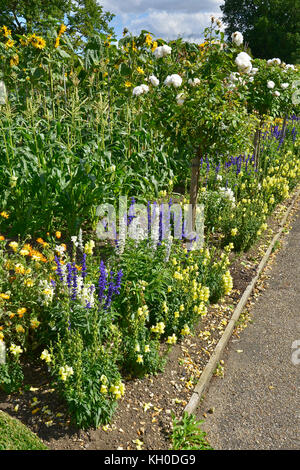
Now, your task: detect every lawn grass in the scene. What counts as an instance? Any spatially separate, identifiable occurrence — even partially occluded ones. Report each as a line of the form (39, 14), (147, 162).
(0, 410), (48, 450)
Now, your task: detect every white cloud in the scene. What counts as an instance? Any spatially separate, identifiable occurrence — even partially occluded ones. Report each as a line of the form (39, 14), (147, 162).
(99, 0), (224, 41)
(130, 10), (223, 41)
(100, 0), (223, 15)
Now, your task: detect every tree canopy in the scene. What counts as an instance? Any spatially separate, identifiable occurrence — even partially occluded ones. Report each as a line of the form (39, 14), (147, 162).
(0, 0), (114, 38)
(221, 0), (300, 64)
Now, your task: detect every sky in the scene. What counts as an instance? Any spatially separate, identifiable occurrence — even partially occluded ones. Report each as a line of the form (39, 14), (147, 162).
(99, 0), (225, 43)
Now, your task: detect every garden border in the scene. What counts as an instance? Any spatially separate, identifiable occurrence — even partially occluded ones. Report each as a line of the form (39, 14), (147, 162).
(184, 185), (300, 415)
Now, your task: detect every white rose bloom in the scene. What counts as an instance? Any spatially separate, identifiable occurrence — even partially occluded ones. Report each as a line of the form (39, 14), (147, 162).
(161, 44), (172, 56)
(133, 85), (148, 96)
(149, 75), (159, 86)
(232, 31), (243, 46)
(153, 45), (172, 58)
(281, 83), (289, 89)
(235, 52), (252, 73)
(164, 74), (182, 88)
(267, 58), (281, 65)
(274, 90), (280, 97)
(188, 77), (200, 86)
(140, 84), (149, 93)
(176, 93), (185, 105)
(132, 86), (144, 96)
(285, 64), (295, 70)
(267, 80), (275, 89)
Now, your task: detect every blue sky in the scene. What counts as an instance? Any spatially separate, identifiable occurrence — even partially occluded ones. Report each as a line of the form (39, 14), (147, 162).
(99, 0), (225, 42)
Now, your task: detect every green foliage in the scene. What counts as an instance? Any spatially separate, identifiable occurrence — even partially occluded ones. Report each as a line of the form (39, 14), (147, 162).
(171, 412), (213, 450)
(221, 0), (300, 64)
(0, 360), (24, 393)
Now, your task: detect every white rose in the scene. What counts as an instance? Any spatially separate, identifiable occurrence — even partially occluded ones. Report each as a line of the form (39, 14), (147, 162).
(164, 74), (182, 88)
(140, 84), (149, 93)
(232, 31), (243, 46)
(132, 86), (144, 96)
(149, 75), (159, 86)
(176, 93), (185, 105)
(281, 83), (289, 89)
(267, 80), (275, 89)
(235, 52), (252, 73)
(274, 90), (280, 97)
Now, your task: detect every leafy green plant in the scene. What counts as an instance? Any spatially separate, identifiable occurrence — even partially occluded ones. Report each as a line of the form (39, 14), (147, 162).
(170, 412), (213, 450)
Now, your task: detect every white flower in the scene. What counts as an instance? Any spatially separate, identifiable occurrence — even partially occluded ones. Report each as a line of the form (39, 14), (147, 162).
(71, 236), (78, 247)
(132, 86), (144, 96)
(281, 83), (289, 89)
(149, 75), (159, 86)
(235, 52), (252, 73)
(153, 44), (172, 59)
(274, 90), (280, 97)
(267, 58), (281, 65)
(250, 67), (259, 75)
(220, 187), (236, 205)
(232, 31), (243, 46)
(216, 174), (223, 181)
(285, 64), (295, 70)
(229, 72), (241, 83)
(188, 77), (200, 87)
(164, 74), (182, 88)
(176, 93), (185, 105)
(140, 84), (149, 93)
(267, 80), (275, 89)
(133, 84), (149, 96)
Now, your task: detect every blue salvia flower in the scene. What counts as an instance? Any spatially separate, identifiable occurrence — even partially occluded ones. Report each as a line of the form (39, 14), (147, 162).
(66, 263), (72, 290)
(55, 255), (64, 282)
(114, 269), (123, 295)
(98, 260), (107, 304)
(104, 270), (115, 310)
(71, 263), (77, 300)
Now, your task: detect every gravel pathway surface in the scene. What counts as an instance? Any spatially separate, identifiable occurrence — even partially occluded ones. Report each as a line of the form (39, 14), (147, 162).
(197, 208), (300, 450)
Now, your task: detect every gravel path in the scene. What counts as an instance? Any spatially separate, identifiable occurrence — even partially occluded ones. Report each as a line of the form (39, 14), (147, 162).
(197, 207), (300, 450)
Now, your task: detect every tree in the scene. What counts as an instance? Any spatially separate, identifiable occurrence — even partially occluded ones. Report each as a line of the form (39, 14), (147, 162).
(0, 0), (114, 38)
(221, 0), (300, 64)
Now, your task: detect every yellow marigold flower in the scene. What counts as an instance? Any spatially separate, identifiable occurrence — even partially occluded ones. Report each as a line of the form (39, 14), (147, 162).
(0, 293), (10, 300)
(30, 318), (40, 329)
(17, 308), (27, 316)
(54, 36), (60, 48)
(0, 211), (9, 219)
(0, 235), (5, 241)
(125, 81), (132, 88)
(137, 66), (145, 74)
(55, 231), (61, 239)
